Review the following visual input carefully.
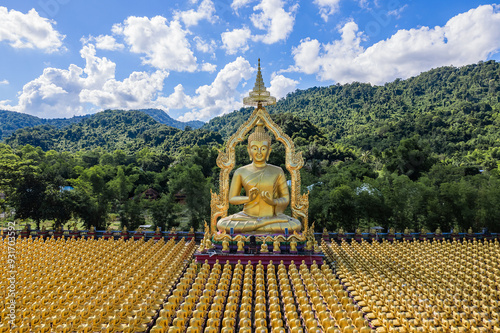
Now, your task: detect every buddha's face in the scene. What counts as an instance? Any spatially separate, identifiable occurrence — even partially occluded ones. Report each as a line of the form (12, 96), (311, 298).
(248, 140), (271, 163)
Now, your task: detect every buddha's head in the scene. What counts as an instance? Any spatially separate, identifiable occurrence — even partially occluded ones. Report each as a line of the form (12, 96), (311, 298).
(248, 120), (272, 163)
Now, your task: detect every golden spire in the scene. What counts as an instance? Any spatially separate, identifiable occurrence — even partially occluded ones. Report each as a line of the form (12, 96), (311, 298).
(243, 58), (276, 107)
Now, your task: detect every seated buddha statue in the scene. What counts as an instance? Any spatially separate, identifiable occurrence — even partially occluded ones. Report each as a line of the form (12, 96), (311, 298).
(217, 121), (301, 234)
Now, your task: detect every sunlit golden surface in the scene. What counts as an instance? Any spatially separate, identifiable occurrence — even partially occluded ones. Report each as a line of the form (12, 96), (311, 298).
(323, 238), (500, 332)
(2, 236), (499, 332)
(0, 237), (195, 332)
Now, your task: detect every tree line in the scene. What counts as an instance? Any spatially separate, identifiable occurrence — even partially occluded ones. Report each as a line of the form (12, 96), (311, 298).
(1, 61), (499, 233)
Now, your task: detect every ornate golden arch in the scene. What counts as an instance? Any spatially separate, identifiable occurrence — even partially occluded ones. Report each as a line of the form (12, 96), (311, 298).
(210, 60), (309, 233)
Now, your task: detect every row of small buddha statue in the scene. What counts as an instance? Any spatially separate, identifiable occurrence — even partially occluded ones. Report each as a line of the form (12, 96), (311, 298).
(0, 236), (196, 331)
(150, 257), (375, 333)
(322, 238), (499, 332)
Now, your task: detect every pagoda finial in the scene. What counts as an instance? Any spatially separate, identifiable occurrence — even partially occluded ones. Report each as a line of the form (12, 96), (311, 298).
(243, 59), (276, 107)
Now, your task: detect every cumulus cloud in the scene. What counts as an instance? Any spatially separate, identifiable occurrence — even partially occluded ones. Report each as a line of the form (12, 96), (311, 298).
(314, 0), (341, 22)
(221, 27), (252, 54)
(8, 44), (168, 118)
(93, 35), (124, 51)
(231, 0), (256, 11)
(251, 0), (298, 44)
(159, 57), (254, 121)
(174, 0), (218, 27)
(291, 5), (500, 85)
(113, 16), (197, 72)
(0, 79), (9, 85)
(193, 36), (217, 54)
(0, 6), (65, 53)
(268, 73), (298, 99)
(201, 62), (217, 73)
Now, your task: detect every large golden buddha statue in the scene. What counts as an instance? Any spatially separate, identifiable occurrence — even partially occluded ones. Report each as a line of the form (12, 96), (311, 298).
(212, 59), (308, 235)
(217, 121), (301, 234)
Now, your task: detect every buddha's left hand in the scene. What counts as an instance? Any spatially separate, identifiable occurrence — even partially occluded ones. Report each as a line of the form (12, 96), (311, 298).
(261, 191), (276, 206)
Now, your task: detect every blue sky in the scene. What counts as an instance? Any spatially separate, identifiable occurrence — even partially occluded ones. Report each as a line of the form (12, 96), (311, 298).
(0, 0), (499, 121)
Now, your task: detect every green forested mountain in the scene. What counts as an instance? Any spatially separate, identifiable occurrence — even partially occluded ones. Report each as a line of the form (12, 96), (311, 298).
(0, 110), (89, 140)
(137, 109), (204, 130)
(4, 110), (221, 154)
(204, 60), (500, 166)
(0, 108), (202, 141)
(1, 61), (500, 234)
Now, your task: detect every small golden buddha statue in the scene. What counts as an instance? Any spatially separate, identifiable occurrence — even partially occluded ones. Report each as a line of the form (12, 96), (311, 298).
(313, 241), (321, 253)
(273, 238), (281, 252)
(216, 121), (301, 234)
(338, 227), (345, 235)
(305, 238), (313, 251)
(435, 227), (442, 235)
(205, 238), (214, 250)
(222, 239), (230, 252)
(290, 239), (297, 252)
(189, 226), (194, 233)
(260, 242), (269, 253)
(237, 238), (245, 252)
(404, 227), (410, 235)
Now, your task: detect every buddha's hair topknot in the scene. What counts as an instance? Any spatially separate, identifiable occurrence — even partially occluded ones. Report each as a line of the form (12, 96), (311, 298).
(248, 120), (271, 146)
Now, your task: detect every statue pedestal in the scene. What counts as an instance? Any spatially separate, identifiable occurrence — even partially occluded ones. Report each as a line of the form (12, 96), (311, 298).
(133, 232), (144, 240)
(38, 230), (48, 239)
(103, 232), (114, 240)
(120, 231), (129, 240)
(194, 252), (323, 267)
(196, 231), (321, 267)
(69, 230), (80, 239)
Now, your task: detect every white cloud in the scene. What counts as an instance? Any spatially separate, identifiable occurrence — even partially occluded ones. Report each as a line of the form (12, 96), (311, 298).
(221, 27), (252, 54)
(94, 35), (124, 51)
(0, 6), (65, 53)
(314, 0), (341, 22)
(251, 0), (297, 44)
(388, 4), (408, 18)
(80, 70), (167, 110)
(268, 73), (298, 99)
(231, 0), (256, 12)
(201, 62), (217, 73)
(193, 36), (217, 54)
(0, 79), (8, 85)
(174, 0), (218, 27)
(161, 57), (254, 121)
(113, 16), (197, 72)
(291, 5), (500, 85)
(7, 44), (168, 118)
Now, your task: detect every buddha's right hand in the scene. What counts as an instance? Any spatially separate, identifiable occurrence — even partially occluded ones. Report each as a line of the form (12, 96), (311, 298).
(249, 187), (259, 201)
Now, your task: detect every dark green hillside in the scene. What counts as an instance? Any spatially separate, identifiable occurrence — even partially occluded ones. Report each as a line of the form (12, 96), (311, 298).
(0, 108), (202, 141)
(203, 60), (500, 166)
(5, 110), (222, 154)
(0, 110), (89, 140)
(138, 109), (204, 130)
